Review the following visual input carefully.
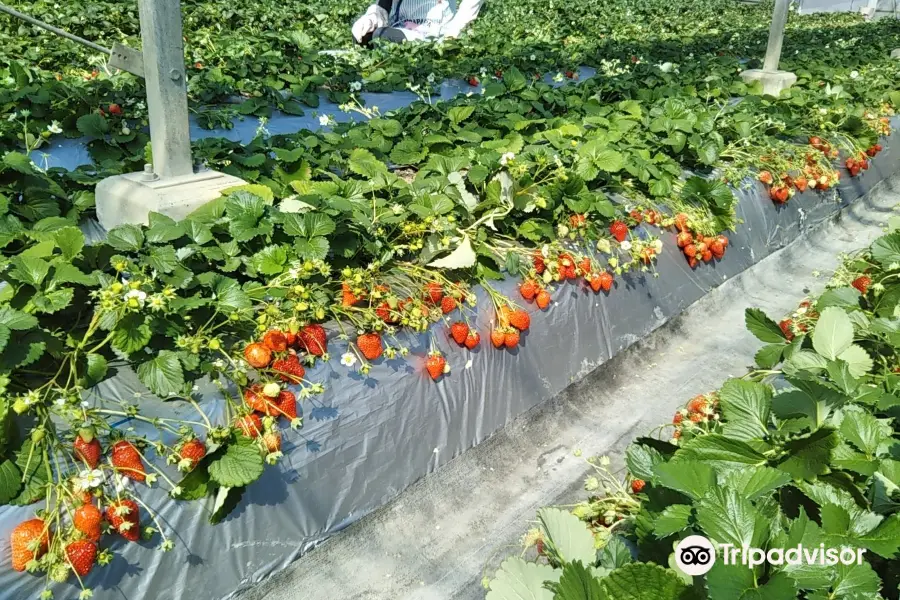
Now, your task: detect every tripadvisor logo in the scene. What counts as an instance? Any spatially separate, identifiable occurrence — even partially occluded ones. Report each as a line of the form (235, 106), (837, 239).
(674, 536), (867, 577)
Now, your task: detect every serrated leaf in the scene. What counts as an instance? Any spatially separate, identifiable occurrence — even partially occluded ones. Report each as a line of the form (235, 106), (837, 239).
(83, 353), (108, 387)
(830, 561), (880, 599)
(348, 148), (387, 179)
(547, 561), (603, 600)
(295, 236), (329, 261)
(538, 507), (596, 565)
(136, 350), (185, 397)
(598, 536), (633, 569)
(697, 486), (764, 548)
(0, 307), (37, 330)
(625, 444), (664, 481)
(449, 105), (476, 126)
(674, 435), (767, 469)
(486, 557), (559, 600)
(776, 427), (839, 480)
(208, 443), (265, 488)
(871, 232), (900, 267)
(705, 562), (755, 600)
(654, 460), (715, 500)
(745, 308), (785, 343)
(722, 466), (792, 500)
(12, 439), (48, 505)
(147, 246), (179, 274)
(653, 504), (692, 537)
(817, 287), (862, 310)
(813, 307), (854, 360)
(0, 325), (10, 353)
(209, 485), (245, 524)
(0, 332), (46, 371)
(784, 349), (828, 375)
(54, 227), (85, 260)
(76, 113), (109, 137)
(111, 314), (152, 354)
(9, 255), (50, 286)
(0, 458), (22, 504)
(755, 344), (784, 369)
(427, 235), (477, 270)
(106, 224), (144, 252)
(600, 563), (686, 600)
(839, 410), (887, 456)
(837, 345), (872, 378)
(32, 288), (74, 314)
(854, 513), (900, 558)
(718, 379), (771, 441)
(251, 245), (289, 275)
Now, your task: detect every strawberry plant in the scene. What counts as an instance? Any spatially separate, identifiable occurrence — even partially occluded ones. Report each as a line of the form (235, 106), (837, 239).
(488, 226), (900, 599)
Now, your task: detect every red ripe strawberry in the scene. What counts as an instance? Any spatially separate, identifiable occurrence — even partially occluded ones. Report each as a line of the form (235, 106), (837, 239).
(687, 396), (707, 413)
(508, 310), (530, 331)
(358, 333), (383, 360)
(244, 384), (275, 414)
(272, 355), (305, 383)
(866, 146), (877, 157)
(851, 276), (871, 295)
(758, 170), (773, 185)
(859, 158), (869, 171)
(569, 213), (586, 227)
(565, 70), (575, 79)
(111, 440), (146, 482)
(874, 143), (883, 152)
(520, 279), (538, 301)
(375, 301), (394, 323)
(236, 413), (262, 438)
(536, 290), (551, 310)
(684, 244), (698, 259)
(464, 330), (480, 349)
(770, 186), (789, 204)
(440, 296), (457, 314)
(779, 318), (795, 341)
(849, 165), (860, 177)
(490, 330), (506, 348)
(179, 439), (207, 469)
(262, 330), (288, 352)
(65, 540), (97, 577)
(275, 390), (297, 421)
(263, 432), (282, 453)
(676, 232), (693, 248)
(716, 234), (729, 248)
(107, 499), (140, 541)
(674, 213), (689, 232)
(598, 271), (613, 292)
(425, 353), (446, 380)
(577, 257), (591, 275)
(687, 256), (698, 269)
(710, 240), (725, 259)
(610, 220), (629, 242)
(673, 412), (683, 424)
(690, 413), (705, 423)
(450, 322), (469, 345)
(504, 330), (520, 348)
(467, 76), (479, 86)
(589, 273), (603, 292)
(424, 282), (443, 304)
(533, 251), (546, 274)
(631, 479), (646, 494)
(794, 177), (808, 192)
(74, 503), (102, 543)
(809, 136), (824, 149)
(108, 103), (123, 116)
(299, 324), (327, 356)
(244, 342), (272, 369)
(341, 282), (363, 306)
(701, 250), (713, 263)
(629, 209), (644, 223)
(11, 519), (50, 571)
(73, 435), (101, 468)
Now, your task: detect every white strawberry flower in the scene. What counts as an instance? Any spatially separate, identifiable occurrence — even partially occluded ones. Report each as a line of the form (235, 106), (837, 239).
(620, 240), (632, 251)
(47, 121), (63, 134)
(318, 114), (332, 127)
(340, 352), (357, 367)
(849, 71), (859, 79)
(349, 81), (362, 92)
(651, 239), (663, 253)
(123, 289), (147, 307)
(500, 152), (515, 166)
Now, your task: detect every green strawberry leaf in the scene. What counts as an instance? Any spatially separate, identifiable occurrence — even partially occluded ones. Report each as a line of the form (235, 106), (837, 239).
(208, 443), (265, 488)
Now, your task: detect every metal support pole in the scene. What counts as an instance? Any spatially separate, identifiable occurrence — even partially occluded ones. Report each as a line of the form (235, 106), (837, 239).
(0, 2), (111, 54)
(137, 0), (193, 179)
(762, 0), (790, 72)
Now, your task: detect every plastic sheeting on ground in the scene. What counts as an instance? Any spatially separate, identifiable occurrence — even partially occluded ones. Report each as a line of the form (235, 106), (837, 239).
(1, 115), (898, 600)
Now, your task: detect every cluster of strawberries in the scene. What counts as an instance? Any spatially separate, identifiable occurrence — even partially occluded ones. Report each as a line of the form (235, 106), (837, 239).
(671, 392), (720, 442)
(671, 213), (729, 268)
(7, 432), (169, 583)
(241, 326), (325, 446)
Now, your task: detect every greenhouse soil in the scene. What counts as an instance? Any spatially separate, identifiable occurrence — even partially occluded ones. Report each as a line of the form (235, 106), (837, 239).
(233, 180), (899, 600)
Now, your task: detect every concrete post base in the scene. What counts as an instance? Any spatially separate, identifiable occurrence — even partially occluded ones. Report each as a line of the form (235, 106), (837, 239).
(96, 169), (246, 230)
(739, 69), (797, 96)
(892, 49), (900, 59)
